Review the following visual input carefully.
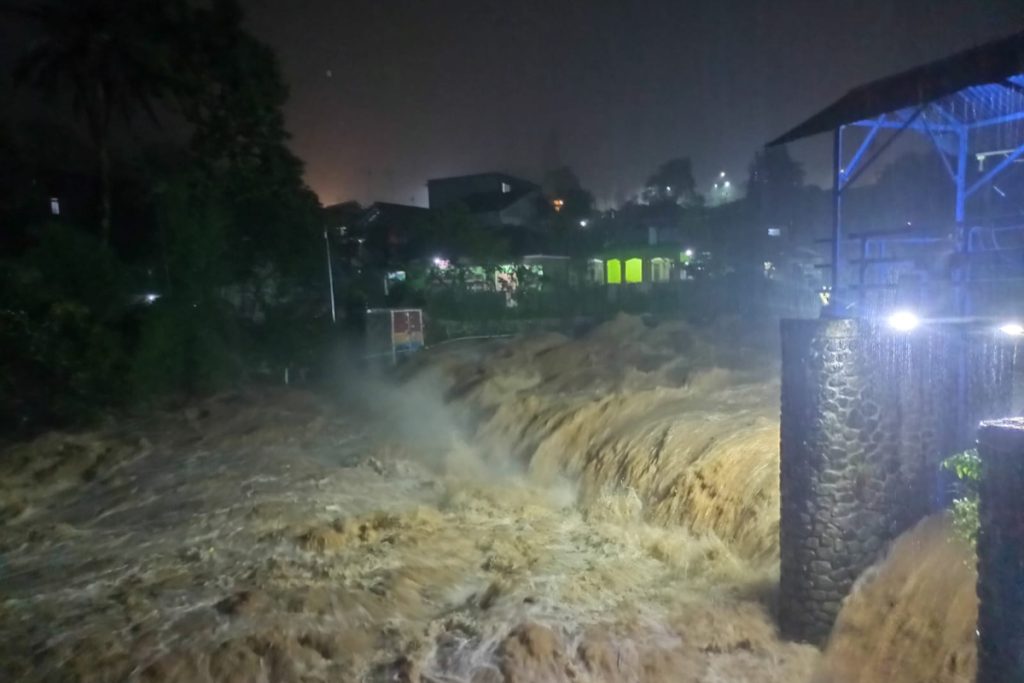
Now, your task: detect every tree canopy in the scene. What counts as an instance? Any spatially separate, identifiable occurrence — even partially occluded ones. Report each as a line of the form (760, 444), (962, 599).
(644, 157), (697, 205)
(4, 0), (329, 426)
(11, 0), (187, 242)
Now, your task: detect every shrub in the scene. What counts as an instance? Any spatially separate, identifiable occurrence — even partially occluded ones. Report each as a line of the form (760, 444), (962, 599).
(130, 178), (242, 398)
(941, 448), (981, 548)
(0, 224), (130, 431)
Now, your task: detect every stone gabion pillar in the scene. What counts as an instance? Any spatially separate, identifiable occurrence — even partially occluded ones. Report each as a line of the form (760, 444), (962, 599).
(780, 319), (1017, 647)
(779, 319), (904, 645)
(975, 418), (1024, 683)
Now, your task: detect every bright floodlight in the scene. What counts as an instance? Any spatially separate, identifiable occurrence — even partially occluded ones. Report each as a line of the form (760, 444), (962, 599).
(999, 322), (1024, 336)
(887, 310), (920, 332)
(684, 248), (694, 257)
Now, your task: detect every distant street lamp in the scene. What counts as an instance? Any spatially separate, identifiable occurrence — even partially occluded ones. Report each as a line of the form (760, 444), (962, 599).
(710, 171), (735, 206)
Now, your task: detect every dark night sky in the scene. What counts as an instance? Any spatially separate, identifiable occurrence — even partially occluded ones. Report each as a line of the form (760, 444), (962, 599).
(3, 3), (1021, 207)
(239, 0), (1023, 207)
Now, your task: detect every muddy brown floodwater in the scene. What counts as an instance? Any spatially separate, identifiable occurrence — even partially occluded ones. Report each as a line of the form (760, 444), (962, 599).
(0, 315), (978, 682)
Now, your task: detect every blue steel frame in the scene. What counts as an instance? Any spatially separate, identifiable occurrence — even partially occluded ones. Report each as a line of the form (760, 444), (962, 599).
(830, 85), (1024, 316)
(827, 83), (1024, 455)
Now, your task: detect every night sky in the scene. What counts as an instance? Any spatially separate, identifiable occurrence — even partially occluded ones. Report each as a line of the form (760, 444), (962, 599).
(4, 2), (1021, 208)
(239, 0), (1022, 207)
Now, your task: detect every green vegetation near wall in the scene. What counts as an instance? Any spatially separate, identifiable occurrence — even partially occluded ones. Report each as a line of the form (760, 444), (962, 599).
(942, 449), (981, 549)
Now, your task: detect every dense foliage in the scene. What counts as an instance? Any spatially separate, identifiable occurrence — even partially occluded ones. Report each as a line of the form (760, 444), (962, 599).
(0, 225), (128, 429)
(2, 0), (329, 434)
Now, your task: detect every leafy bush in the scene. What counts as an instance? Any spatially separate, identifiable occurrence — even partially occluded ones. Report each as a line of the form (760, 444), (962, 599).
(0, 224), (130, 431)
(131, 297), (241, 397)
(941, 448), (981, 548)
(131, 178), (242, 398)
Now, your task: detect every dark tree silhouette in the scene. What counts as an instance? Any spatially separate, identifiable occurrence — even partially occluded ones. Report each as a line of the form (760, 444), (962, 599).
(745, 146), (805, 207)
(179, 0), (323, 283)
(10, 0), (185, 244)
(543, 165), (595, 220)
(745, 145), (806, 239)
(644, 157), (697, 205)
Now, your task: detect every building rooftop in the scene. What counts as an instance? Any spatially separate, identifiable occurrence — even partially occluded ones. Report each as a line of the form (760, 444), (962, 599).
(459, 187), (538, 213)
(426, 171), (534, 186)
(361, 202), (430, 225)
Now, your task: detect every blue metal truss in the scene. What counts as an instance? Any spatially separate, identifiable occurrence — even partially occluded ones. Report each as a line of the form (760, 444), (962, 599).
(830, 77), (1024, 314)
(965, 140), (1024, 198)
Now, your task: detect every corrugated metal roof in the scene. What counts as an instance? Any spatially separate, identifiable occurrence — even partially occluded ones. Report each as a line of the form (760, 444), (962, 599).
(769, 31), (1024, 146)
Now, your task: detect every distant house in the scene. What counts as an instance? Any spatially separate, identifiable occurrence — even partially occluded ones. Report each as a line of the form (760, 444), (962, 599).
(323, 200), (430, 266)
(322, 201), (363, 235)
(427, 172), (541, 228)
(356, 202), (431, 262)
(584, 245), (695, 287)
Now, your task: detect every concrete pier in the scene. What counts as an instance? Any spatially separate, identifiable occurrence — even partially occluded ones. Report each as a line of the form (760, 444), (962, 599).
(975, 418), (1024, 683)
(780, 319), (903, 644)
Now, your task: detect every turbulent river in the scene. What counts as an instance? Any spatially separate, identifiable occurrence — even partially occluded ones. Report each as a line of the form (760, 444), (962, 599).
(0, 316), (977, 682)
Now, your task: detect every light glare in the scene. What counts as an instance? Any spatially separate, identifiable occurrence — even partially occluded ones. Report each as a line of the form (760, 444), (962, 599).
(999, 322), (1024, 336)
(887, 310), (919, 332)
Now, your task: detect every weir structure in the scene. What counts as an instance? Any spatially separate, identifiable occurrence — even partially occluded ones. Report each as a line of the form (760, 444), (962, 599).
(771, 33), (1024, 650)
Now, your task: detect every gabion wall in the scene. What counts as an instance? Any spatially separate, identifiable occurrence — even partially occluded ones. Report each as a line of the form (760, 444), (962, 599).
(976, 418), (1024, 683)
(779, 319), (1013, 645)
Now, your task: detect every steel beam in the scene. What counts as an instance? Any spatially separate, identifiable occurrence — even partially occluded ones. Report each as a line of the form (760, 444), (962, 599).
(841, 116), (884, 189)
(956, 129), (969, 222)
(921, 116), (959, 182)
(967, 110), (1024, 130)
(927, 101), (963, 128)
(842, 106), (925, 191)
(832, 126), (843, 293)
(851, 117), (956, 133)
(965, 139), (1024, 199)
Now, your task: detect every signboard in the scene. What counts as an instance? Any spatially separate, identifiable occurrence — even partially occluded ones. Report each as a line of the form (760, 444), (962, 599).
(366, 308), (425, 364)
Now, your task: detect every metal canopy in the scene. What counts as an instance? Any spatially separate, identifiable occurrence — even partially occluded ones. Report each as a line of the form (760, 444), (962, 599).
(769, 32), (1024, 146)
(768, 31), (1024, 319)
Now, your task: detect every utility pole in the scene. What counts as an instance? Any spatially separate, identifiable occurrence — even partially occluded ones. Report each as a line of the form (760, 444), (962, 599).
(324, 229), (337, 324)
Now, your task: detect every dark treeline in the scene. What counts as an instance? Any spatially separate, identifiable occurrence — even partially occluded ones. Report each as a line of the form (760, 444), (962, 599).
(1, 0), (329, 433)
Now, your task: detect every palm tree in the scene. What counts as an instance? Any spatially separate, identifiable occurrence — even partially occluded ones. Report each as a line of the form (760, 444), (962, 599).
(9, 0), (184, 244)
